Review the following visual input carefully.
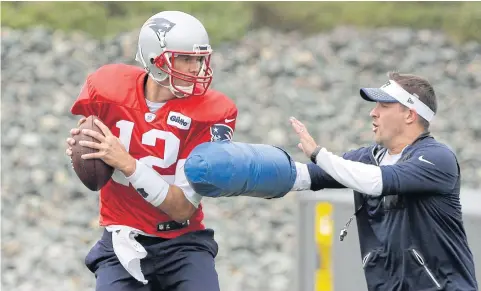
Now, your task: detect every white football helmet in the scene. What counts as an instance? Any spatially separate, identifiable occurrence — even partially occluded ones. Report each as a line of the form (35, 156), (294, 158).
(135, 11), (213, 97)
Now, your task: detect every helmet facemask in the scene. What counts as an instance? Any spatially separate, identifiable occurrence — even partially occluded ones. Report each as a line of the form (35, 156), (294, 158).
(150, 47), (213, 98)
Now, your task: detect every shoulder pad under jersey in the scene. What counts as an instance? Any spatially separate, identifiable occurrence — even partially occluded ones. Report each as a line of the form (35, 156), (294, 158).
(183, 89), (238, 123)
(88, 64), (146, 105)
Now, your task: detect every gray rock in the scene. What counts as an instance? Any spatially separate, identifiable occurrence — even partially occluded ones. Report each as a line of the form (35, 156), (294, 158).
(1, 26), (480, 291)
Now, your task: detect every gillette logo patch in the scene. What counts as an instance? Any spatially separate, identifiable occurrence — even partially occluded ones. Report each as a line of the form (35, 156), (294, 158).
(167, 111), (191, 130)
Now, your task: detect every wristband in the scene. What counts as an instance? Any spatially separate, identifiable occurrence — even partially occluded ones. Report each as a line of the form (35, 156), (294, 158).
(310, 145), (322, 164)
(126, 160), (169, 207)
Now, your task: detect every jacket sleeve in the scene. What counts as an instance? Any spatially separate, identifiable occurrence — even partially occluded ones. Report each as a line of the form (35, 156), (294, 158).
(308, 147), (371, 191)
(381, 146), (459, 196)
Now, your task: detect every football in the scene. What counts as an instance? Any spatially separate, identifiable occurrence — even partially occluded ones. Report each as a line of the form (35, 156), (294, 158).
(71, 115), (114, 191)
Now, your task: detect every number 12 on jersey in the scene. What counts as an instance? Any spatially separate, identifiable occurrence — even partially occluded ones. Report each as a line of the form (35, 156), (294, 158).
(112, 120), (181, 186)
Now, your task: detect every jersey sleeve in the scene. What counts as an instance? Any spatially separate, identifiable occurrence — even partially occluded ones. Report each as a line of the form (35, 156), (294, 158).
(174, 102), (238, 207)
(380, 146), (459, 196)
(308, 146), (371, 191)
(70, 76), (102, 117)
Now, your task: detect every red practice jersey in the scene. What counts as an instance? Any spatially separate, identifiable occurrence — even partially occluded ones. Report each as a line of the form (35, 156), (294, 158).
(71, 64), (238, 238)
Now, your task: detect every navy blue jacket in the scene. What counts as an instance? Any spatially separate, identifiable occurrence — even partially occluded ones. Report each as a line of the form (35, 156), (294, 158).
(308, 133), (478, 291)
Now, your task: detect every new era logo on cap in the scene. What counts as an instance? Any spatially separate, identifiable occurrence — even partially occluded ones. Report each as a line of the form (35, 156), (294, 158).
(381, 80), (391, 88)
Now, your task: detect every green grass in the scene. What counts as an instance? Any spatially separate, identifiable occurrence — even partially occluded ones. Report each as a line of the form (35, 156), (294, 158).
(2, 1), (481, 44)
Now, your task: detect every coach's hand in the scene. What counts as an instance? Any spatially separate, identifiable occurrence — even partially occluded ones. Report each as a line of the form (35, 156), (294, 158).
(290, 116), (319, 158)
(78, 119), (136, 176)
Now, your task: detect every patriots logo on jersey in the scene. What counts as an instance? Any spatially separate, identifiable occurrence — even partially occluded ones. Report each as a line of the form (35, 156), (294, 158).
(210, 124), (233, 142)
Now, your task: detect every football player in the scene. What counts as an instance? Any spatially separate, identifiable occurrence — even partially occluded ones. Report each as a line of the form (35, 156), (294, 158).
(65, 11), (237, 291)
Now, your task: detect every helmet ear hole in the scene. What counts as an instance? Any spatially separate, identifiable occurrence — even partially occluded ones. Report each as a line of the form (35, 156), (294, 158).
(149, 58), (155, 64)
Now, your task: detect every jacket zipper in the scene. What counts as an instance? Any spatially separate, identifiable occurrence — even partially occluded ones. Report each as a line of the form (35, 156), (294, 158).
(411, 249), (442, 290)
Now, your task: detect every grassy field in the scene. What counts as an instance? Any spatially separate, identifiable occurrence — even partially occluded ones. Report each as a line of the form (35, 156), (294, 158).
(2, 1), (481, 44)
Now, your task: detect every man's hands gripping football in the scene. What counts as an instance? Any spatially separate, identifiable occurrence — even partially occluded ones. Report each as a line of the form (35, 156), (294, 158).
(66, 118), (136, 176)
(65, 117), (86, 159)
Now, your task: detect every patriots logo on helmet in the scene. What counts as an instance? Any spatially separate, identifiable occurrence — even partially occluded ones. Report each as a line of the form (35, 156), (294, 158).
(210, 124), (233, 142)
(145, 17), (176, 41)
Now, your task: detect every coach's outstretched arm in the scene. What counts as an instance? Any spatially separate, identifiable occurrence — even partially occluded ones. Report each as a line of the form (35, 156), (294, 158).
(183, 140), (352, 198)
(290, 117), (459, 196)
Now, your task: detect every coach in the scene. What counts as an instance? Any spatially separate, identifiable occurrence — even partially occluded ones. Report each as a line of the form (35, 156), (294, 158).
(290, 72), (478, 291)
